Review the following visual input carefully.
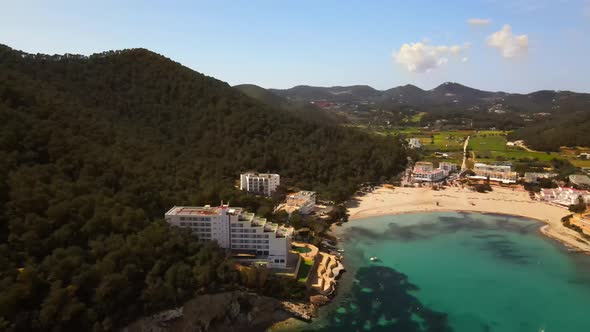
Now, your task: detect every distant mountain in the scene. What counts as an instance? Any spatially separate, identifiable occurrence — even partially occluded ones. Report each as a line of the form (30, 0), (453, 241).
(270, 85), (380, 103)
(270, 82), (590, 113)
(235, 84), (344, 124)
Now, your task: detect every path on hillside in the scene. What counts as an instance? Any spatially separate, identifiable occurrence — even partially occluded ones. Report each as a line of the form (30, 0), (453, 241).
(514, 141), (537, 152)
(461, 135), (470, 171)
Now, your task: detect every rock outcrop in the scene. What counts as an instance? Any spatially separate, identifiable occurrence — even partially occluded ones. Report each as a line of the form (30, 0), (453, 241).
(122, 291), (313, 332)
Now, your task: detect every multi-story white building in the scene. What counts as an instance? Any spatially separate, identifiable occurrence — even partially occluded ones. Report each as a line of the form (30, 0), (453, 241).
(411, 162), (447, 182)
(240, 172), (280, 196)
(469, 163), (518, 184)
(285, 191), (316, 214)
(165, 205), (293, 268)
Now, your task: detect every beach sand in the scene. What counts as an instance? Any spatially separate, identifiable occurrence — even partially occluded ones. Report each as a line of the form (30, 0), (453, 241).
(346, 186), (590, 253)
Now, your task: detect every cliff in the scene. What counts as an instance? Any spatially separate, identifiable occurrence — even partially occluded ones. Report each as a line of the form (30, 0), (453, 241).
(122, 291), (314, 332)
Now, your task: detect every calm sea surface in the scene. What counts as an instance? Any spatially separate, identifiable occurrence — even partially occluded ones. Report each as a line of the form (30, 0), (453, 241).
(285, 212), (590, 332)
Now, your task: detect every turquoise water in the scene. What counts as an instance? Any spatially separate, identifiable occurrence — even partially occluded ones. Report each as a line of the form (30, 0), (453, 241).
(297, 212), (590, 332)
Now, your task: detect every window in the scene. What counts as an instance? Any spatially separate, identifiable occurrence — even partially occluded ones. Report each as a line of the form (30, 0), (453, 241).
(280, 259), (284, 263)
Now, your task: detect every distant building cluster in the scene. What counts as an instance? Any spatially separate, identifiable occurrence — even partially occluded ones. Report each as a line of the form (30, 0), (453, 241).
(468, 163), (518, 184)
(536, 188), (590, 207)
(165, 204), (293, 268)
(240, 172), (280, 196)
(411, 161), (458, 183)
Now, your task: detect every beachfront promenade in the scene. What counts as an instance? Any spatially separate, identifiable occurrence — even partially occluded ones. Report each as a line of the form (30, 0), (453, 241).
(346, 186), (590, 253)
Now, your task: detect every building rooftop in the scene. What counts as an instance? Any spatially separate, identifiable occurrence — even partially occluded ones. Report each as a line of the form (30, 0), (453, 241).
(165, 205), (243, 216)
(570, 174), (590, 186)
(242, 172), (280, 177)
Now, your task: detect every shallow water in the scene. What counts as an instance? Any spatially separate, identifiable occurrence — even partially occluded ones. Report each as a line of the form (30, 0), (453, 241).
(290, 212), (590, 332)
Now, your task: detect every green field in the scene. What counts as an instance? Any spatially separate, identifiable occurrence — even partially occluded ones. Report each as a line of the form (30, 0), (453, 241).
(363, 126), (589, 167)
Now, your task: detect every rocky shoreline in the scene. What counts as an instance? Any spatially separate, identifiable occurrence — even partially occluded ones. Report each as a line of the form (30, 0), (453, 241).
(122, 291), (316, 332)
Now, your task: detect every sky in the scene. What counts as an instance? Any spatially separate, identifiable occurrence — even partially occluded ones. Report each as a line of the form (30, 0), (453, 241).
(1, 0), (590, 93)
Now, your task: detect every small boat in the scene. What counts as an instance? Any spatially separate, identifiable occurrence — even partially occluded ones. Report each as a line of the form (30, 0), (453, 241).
(370, 256), (379, 262)
(336, 249), (345, 253)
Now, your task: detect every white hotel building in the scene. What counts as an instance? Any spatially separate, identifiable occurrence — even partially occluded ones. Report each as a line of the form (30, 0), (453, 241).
(165, 205), (293, 268)
(240, 172), (280, 196)
(469, 163), (518, 184)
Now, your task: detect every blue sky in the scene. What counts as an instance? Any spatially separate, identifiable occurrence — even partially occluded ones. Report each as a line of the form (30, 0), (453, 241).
(1, 0), (590, 92)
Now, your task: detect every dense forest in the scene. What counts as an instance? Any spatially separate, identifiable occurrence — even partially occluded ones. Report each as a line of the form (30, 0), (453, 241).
(508, 112), (590, 151)
(0, 45), (407, 331)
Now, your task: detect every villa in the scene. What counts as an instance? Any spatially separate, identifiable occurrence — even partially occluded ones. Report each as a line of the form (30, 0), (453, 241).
(285, 191), (317, 214)
(468, 163), (518, 184)
(165, 204), (294, 268)
(408, 138), (422, 149)
(240, 172), (280, 196)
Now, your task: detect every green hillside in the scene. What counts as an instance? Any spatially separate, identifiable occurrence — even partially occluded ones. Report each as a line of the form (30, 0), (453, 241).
(0, 45), (407, 331)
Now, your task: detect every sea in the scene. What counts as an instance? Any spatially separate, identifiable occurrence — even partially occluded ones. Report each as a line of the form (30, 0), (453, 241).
(280, 212), (590, 332)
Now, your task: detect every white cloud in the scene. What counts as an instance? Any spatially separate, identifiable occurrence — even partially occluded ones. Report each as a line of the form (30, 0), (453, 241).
(487, 24), (528, 58)
(467, 18), (492, 26)
(393, 41), (469, 73)
(461, 57), (469, 63)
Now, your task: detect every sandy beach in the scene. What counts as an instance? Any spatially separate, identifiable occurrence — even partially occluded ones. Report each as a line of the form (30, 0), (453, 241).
(346, 186), (590, 253)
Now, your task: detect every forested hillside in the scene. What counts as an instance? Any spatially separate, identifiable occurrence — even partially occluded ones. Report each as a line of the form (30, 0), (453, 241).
(508, 112), (590, 151)
(0, 45), (407, 331)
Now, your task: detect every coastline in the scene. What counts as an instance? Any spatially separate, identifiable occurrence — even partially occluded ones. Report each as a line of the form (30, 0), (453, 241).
(345, 186), (590, 254)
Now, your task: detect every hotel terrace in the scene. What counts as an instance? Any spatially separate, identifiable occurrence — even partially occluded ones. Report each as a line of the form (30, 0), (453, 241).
(165, 205), (293, 268)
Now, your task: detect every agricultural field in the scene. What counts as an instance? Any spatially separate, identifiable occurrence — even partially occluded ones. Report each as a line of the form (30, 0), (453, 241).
(362, 125), (590, 168)
(469, 132), (590, 167)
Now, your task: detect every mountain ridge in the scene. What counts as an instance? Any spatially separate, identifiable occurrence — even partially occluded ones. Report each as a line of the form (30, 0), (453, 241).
(267, 81), (590, 113)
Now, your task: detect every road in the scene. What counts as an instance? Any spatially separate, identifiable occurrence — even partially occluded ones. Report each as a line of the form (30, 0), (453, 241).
(461, 135), (470, 171)
(514, 140), (536, 152)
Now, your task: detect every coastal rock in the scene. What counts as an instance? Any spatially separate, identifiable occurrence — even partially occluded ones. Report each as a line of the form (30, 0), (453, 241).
(309, 295), (330, 307)
(280, 301), (314, 321)
(122, 291), (305, 332)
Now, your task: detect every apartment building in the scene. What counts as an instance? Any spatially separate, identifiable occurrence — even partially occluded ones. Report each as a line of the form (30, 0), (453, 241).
(469, 163), (518, 184)
(240, 172), (280, 196)
(165, 205), (293, 268)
